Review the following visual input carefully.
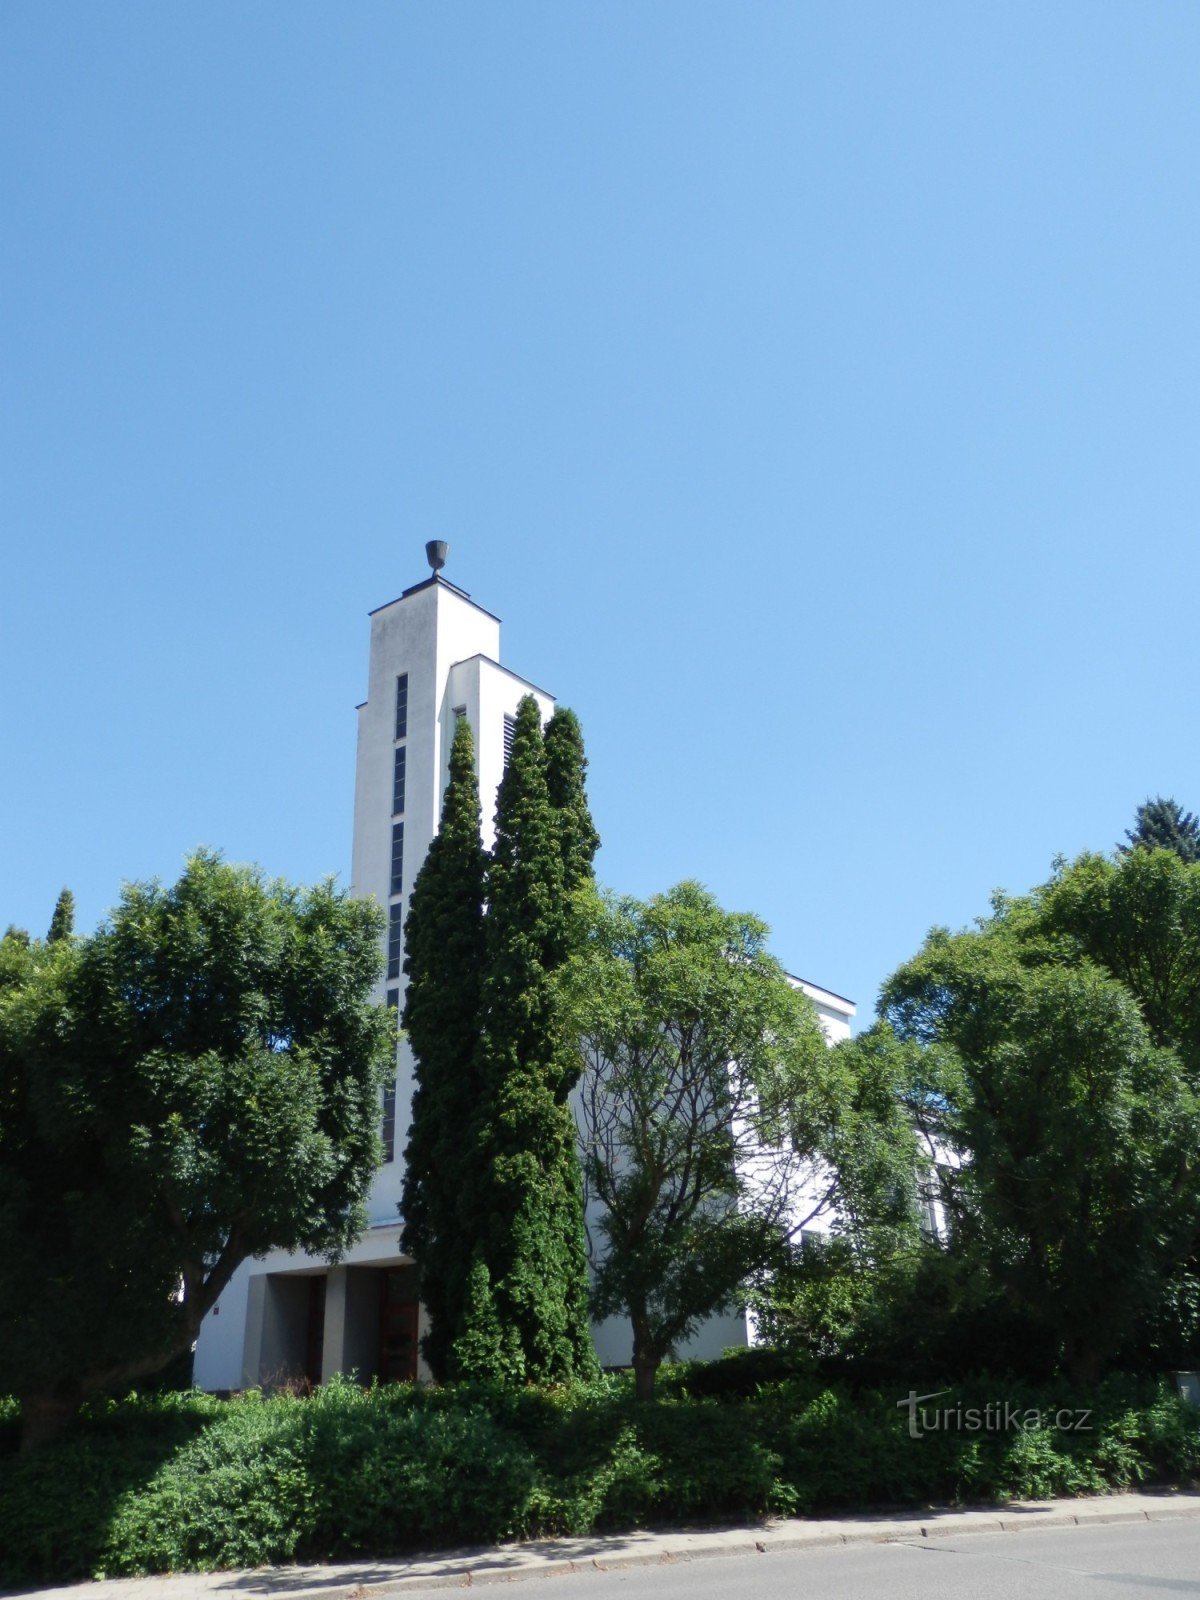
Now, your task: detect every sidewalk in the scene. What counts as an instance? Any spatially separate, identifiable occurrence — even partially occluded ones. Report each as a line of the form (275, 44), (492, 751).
(12, 1490), (1200, 1600)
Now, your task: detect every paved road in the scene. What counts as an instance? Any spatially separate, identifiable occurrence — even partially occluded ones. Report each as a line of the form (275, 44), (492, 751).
(13, 1498), (1200, 1600)
(437, 1521), (1200, 1600)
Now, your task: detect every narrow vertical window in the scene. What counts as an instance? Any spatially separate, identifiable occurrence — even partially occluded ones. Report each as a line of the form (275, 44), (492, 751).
(390, 821), (404, 897)
(387, 903), (403, 981)
(395, 674), (408, 740)
(503, 712), (516, 768)
(392, 746), (406, 815)
(381, 1081), (397, 1164)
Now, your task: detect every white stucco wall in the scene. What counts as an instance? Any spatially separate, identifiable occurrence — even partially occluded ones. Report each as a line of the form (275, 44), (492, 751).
(350, 580), (510, 1233)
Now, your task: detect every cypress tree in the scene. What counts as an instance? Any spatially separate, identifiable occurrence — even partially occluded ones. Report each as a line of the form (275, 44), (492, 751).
(47, 888), (74, 945)
(544, 707), (600, 892)
(1121, 797), (1200, 864)
(452, 695), (596, 1382)
(451, 1255), (517, 1381)
(400, 715), (488, 1379)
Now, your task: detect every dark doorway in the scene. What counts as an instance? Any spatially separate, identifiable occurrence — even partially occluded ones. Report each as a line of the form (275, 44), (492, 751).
(304, 1276), (326, 1386)
(378, 1268), (419, 1382)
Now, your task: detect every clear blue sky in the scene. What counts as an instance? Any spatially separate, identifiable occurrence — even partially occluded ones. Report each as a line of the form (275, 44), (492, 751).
(3, 3), (1198, 1023)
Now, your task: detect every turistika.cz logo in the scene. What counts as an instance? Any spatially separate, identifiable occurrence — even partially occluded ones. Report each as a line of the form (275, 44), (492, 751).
(897, 1389), (1093, 1440)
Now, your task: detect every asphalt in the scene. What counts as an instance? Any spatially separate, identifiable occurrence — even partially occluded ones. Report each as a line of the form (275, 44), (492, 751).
(9, 1490), (1200, 1600)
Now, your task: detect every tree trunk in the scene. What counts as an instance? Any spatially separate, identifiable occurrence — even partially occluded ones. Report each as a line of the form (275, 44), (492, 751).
(17, 1322), (201, 1453)
(1062, 1333), (1105, 1386)
(631, 1314), (658, 1401)
(633, 1359), (657, 1401)
(19, 1384), (83, 1453)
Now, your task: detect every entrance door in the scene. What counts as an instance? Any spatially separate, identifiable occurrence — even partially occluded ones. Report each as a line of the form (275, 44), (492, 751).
(378, 1269), (419, 1382)
(304, 1276), (326, 1387)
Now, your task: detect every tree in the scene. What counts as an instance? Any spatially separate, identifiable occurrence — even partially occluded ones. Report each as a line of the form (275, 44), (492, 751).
(1121, 796), (1200, 863)
(452, 695), (596, 1382)
(400, 715), (488, 1380)
(1040, 845), (1200, 1067)
(0, 852), (393, 1449)
(561, 881), (834, 1399)
(46, 888), (74, 944)
(881, 850), (1200, 1382)
(544, 707), (600, 891)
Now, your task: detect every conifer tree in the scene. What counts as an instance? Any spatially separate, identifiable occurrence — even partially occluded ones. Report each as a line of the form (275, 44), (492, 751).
(451, 1255), (516, 1381)
(544, 707), (600, 891)
(1121, 797), (1200, 864)
(400, 716), (488, 1379)
(46, 888), (74, 944)
(451, 695), (596, 1382)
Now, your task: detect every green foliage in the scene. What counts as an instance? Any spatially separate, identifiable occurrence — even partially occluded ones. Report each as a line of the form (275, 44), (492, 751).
(450, 1256), (521, 1382)
(543, 707), (600, 892)
(400, 716), (489, 1379)
(460, 695), (595, 1383)
(46, 887), (74, 944)
(753, 1238), (1063, 1385)
(562, 882), (833, 1394)
(1120, 1249), (1200, 1372)
(0, 854), (393, 1442)
(1, 1374), (1197, 1587)
(1121, 796), (1200, 864)
(402, 698), (600, 1385)
(1039, 846), (1200, 1067)
(879, 848), (1200, 1380)
(818, 1025), (932, 1252)
(748, 1236), (878, 1360)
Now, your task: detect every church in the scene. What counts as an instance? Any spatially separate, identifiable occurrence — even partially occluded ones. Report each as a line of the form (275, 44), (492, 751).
(192, 548), (854, 1391)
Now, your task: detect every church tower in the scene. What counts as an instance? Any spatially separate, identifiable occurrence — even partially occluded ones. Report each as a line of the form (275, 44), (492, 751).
(192, 547), (554, 1392)
(350, 544), (555, 1217)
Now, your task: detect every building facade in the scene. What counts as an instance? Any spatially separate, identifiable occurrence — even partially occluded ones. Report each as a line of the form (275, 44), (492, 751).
(192, 555), (854, 1391)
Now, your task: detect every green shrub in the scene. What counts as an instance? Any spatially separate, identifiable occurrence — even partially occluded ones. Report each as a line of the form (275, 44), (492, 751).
(0, 1390), (217, 1585)
(301, 1383), (540, 1553)
(0, 1371), (1197, 1588)
(103, 1394), (317, 1574)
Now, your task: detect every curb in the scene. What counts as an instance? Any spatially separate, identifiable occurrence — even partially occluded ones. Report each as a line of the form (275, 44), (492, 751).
(217, 1495), (1200, 1597)
(11, 1494), (1200, 1600)
(319, 1498), (1200, 1593)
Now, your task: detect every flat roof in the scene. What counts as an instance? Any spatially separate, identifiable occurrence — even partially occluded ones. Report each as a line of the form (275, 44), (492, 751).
(788, 973), (856, 1011)
(368, 573), (502, 625)
(450, 652), (556, 701)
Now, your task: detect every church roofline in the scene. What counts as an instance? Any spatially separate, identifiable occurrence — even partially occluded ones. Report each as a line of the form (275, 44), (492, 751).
(788, 973), (856, 1011)
(368, 573), (502, 624)
(449, 652), (556, 701)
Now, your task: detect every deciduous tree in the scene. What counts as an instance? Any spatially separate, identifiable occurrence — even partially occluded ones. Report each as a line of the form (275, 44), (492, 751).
(881, 850), (1200, 1381)
(0, 852), (392, 1449)
(562, 881), (834, 1398)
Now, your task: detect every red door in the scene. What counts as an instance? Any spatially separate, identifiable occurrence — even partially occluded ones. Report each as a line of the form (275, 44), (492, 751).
(378, 1270), (419, 1382)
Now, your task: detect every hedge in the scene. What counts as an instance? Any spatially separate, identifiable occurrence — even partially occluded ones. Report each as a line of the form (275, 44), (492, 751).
(1, 1366), (1197, 1588)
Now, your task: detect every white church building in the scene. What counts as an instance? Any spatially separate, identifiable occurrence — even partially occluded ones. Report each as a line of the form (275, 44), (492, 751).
(192, 550), (854, 1392)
